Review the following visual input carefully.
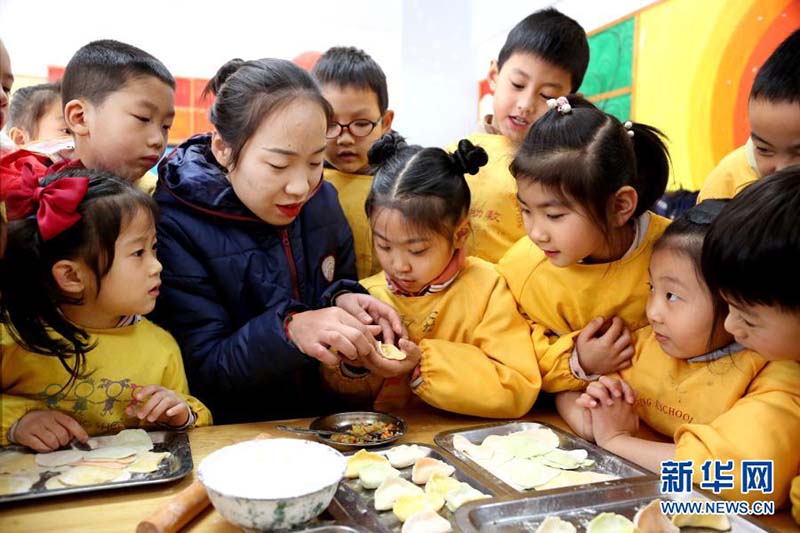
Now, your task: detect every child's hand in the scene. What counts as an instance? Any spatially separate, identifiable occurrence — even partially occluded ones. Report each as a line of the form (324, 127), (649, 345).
(576, 317), (634, 375)
(126, 385), (190, 428)
(585, 379), (640, 447)
(360, 338), (422, 378)
(334, 293), (408, 346)
(577, 376), (637, 408)
(13, 410), (89, 453)
(555, 391), (594, 441)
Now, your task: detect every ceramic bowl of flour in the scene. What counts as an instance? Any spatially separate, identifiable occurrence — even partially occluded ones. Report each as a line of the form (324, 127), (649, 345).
(198, 438), (345, 530)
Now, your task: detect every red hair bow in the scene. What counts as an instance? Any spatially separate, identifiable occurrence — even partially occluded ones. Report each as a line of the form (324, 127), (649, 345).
(2, 155), (89, 240)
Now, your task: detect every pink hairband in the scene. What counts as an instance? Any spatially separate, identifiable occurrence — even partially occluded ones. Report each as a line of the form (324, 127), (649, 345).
(547, 96), (572, 114)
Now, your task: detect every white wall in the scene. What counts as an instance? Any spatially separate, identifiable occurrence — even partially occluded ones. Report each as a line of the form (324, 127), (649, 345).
(0, 0), (656, 146)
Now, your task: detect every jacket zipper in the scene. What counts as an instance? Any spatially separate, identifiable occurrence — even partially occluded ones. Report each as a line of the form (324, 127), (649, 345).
(280, 229), (301, 300)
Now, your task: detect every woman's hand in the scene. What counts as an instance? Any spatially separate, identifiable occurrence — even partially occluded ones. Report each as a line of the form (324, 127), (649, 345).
(334, 293), (407, 345)
(126, 385), (191, 427)
(13, 410), (89, 452)
(288, 307), (383, 365)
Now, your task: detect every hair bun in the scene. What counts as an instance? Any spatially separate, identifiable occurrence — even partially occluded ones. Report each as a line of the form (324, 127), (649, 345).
(452, 139), (488, 175)
(368, 131), (407, 166)
(203, 58), (246, 98)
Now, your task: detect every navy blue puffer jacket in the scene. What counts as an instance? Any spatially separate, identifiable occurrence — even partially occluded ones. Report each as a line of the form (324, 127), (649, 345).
(152, 134), (358, 424)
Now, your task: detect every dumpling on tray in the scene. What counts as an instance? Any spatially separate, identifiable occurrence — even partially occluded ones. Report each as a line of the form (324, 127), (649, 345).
(495, 458), (560, 490)
(535, 516), (577, 533)
(393, 492), (445, 522)
(411, 457), (455, 484)
(358, 462), (401, 489)
(424, 472), (462, 498)
(345, 449), (389, 478)
(386, 444), (429, 468)
(35, 450), (85, 468)
(633, 499), (678, 532)
(444, 482), (490, 511)
(538, 448), (593, 470)
(586, 512), (635, 533)
(374, 476), (424, 511)
(108, 428), (153, 450)
(452, 434), (493, 461)
(401, 509), (452, 533)
(534, 470), (617, 491)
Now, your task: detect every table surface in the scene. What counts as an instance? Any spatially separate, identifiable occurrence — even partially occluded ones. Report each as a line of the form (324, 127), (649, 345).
(0, 408), (795, 532)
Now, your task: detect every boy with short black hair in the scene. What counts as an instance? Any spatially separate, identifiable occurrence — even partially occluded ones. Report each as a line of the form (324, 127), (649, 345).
(450, 8), (589, 262)
(7, 81), (68, 146)
(698, 29), (800, 201)
(313, 46), (394, 278)
(60, 39), (176, 194)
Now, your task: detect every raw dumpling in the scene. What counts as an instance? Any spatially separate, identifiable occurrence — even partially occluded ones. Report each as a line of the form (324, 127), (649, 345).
(379, 343), (407, 360)
(586, 512), (635, 533)
(386, 444), (429, 468)
(634, 499), (678, 533)
(539, 448), (593, 470)
(535, 470), (617, 491)
(0, 474), (37, 495)
(393, 492), (445, 522)
(109, 428), (153, 450)
(452, 434), (493, 461)
(411, 457), (455, 484)
(671, 509), (731, 530)
(496, 458), (560, 490)
(45, 475), (68, 490)
(345, 449), (390, 478)
(401, 509), (452, 533)
(503, 428), (559, 457)
(125, 451), (170, 474)
(358, 462), (401, 489)
(535, 516), (577, 533)
(424, 472), (462, 498)
(36, 449), (85, 468)
(374, 476), (424, 511)
(444, 482), (490, 511)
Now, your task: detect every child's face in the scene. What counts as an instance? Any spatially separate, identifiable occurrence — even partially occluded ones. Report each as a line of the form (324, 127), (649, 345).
(33, 98), (69, 142)
(646, 248), (730, 358)
(87, 209), (162, 324)
(517, 180), (610, 266)
(749, 98), (800, 177)
(372, 208), (456, 294)
(221, 99), (326, 225)
(72, 76), (174, 182)
(723, 300), (800, 361)
(322, 84), (392, 174)
(0, 40), (14, 131)
(488, 52), (571, 144)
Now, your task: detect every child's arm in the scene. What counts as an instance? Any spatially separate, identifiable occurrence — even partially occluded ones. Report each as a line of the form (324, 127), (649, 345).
(412, 277), (542, 419)
(7, 407), (89, 452)
(673, 360), (800, 506)
(555, 391), (594, 441)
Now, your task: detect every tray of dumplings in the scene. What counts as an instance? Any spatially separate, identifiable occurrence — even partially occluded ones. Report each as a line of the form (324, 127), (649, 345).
(0, 428), (192, 503)
(454, 478), (769, 532)
(435, 421), (654, 495)
(341, 443), (499, 532)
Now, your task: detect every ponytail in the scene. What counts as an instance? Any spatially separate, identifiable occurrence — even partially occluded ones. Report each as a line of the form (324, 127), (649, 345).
(629, 122), (670, 215)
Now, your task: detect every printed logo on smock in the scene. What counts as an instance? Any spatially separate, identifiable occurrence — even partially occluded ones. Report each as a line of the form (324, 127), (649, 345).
(322, 255), (336, 282)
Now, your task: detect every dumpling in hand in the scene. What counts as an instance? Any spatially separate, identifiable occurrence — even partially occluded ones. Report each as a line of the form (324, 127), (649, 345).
(359, 462), (401, 489)
(401, 509), (452, 533)
(374, 477), (424, 511)
(411, 457), (455, 484)
(387, 444), (429, 468)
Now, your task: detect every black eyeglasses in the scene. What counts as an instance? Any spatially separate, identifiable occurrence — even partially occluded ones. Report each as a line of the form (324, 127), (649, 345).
(326, 116), (383, 139)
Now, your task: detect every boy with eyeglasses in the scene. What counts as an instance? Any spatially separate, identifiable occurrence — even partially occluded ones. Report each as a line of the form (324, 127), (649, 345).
(313, 47), (395, 278)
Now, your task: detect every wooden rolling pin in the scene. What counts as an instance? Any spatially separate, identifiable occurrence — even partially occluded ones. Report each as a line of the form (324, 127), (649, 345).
(136, 431), (274, 533)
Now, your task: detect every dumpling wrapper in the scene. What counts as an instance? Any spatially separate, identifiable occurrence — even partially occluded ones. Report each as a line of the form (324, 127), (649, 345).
(379, 342), (406, 360)
(0, 452), (37, 474)
(393, 492), (445, 522)
(358, 462), (401, 489)
(108, 428), (153, 450)
(502, 429), (559, 457)
(586, 512), (635, 533)
(425, 472), (462, 497)
(374, 476), (424, 511)
(534, 470), (617, 491)
(401, 509), (452, 533)
(386, 444), (429, 468)
(0, 475), (37, 495)
(452, 435), (493, 462)
(80, 457), (137, 469)
(539, 448), (592, 470)
(495, 458), (560, 490)
(58, 465), (131, 486)
(444, 482), (490, 511)
(671, 509), (731, 530)
(535, 516), (577, 533)
(45, 476), (68, 490)
(125, 451), (170, 474)
(634, 499), (678, 533)
(346, 449), (390, 478)
(85, 446), (141, 461)
(36, 449), (86, 468)
(411, 457), (455, 485)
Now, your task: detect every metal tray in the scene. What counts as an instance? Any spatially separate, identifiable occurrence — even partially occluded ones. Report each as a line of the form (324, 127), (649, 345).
(454, 478), (771, 532)
(435, 421), (654, 495)
(338, 442), (500, 532)
(0, 430), (192, 504)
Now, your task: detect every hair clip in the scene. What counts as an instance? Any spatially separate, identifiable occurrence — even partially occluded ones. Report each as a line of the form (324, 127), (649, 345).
(547, 96), (572, 115)
(624, 120), (634, 137)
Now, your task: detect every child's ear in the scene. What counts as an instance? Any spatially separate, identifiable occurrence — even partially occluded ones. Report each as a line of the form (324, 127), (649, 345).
(210, 129), (233, 171)
(453, 219), (471, 248)
(610, 185), (638, 227)
(380, 110), (395, 133)
(7, 126), (29, 146)
(51, 259), (88, 295)
(64, 99), (89, 137)
(487, 60), (499, 92)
